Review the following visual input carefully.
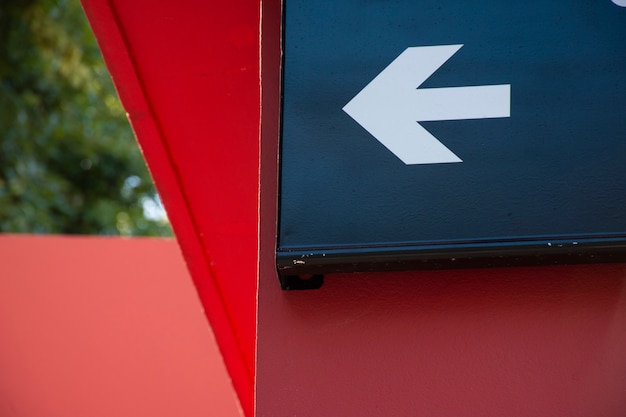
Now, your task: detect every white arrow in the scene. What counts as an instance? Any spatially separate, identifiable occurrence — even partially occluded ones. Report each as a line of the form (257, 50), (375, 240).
(342, 44), (511, 165)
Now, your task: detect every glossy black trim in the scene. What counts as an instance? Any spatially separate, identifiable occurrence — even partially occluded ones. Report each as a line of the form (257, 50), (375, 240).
(277, 237), (626, 277)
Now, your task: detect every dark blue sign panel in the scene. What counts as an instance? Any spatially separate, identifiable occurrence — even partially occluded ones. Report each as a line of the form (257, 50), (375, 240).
(277, 0), (626, 279)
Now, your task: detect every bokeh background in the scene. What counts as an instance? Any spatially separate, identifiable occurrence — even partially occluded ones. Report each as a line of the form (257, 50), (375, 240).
(0, 0), (171, 236)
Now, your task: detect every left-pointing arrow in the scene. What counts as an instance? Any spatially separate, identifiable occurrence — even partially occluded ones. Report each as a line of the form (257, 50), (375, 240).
(343, 44), (511, 165)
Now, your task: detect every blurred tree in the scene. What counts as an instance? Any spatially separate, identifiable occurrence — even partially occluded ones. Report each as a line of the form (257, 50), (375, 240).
(0, 0), (172, 235)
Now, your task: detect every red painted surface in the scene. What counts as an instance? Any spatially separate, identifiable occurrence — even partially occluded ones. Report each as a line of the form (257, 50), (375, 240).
(257, 1), (626, 415)
(256, 267), (626, 416)
(0, 235), (242, 417)
(81, 1), (260, 415)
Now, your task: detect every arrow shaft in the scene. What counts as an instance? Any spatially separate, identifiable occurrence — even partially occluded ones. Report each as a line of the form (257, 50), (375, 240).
(413, 85), (510, 122)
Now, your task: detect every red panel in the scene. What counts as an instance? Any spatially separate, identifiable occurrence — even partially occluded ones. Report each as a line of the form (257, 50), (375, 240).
(81, 2), (260, 415)
(0, 235), (242, 417)
(256, 265), (626, 416)
(257, 2), (626, 415)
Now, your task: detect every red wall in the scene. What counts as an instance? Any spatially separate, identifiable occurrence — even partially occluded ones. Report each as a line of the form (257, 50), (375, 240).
(256, 266), (626, 416)
(0, 235), (242, 417)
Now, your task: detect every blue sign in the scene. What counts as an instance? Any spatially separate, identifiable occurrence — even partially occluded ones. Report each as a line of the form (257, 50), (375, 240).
(277, 0), (626, 280)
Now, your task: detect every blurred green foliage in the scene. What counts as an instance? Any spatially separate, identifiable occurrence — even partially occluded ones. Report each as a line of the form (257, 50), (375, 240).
(0, 0), (172, 235)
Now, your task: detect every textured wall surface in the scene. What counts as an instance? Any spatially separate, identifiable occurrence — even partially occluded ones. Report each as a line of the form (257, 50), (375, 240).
(256, 264), (626, 416)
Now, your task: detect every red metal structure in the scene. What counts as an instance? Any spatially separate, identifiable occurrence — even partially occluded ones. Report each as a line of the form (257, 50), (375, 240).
(82, 1), (260, 415)
(82, 1), (626, 416)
